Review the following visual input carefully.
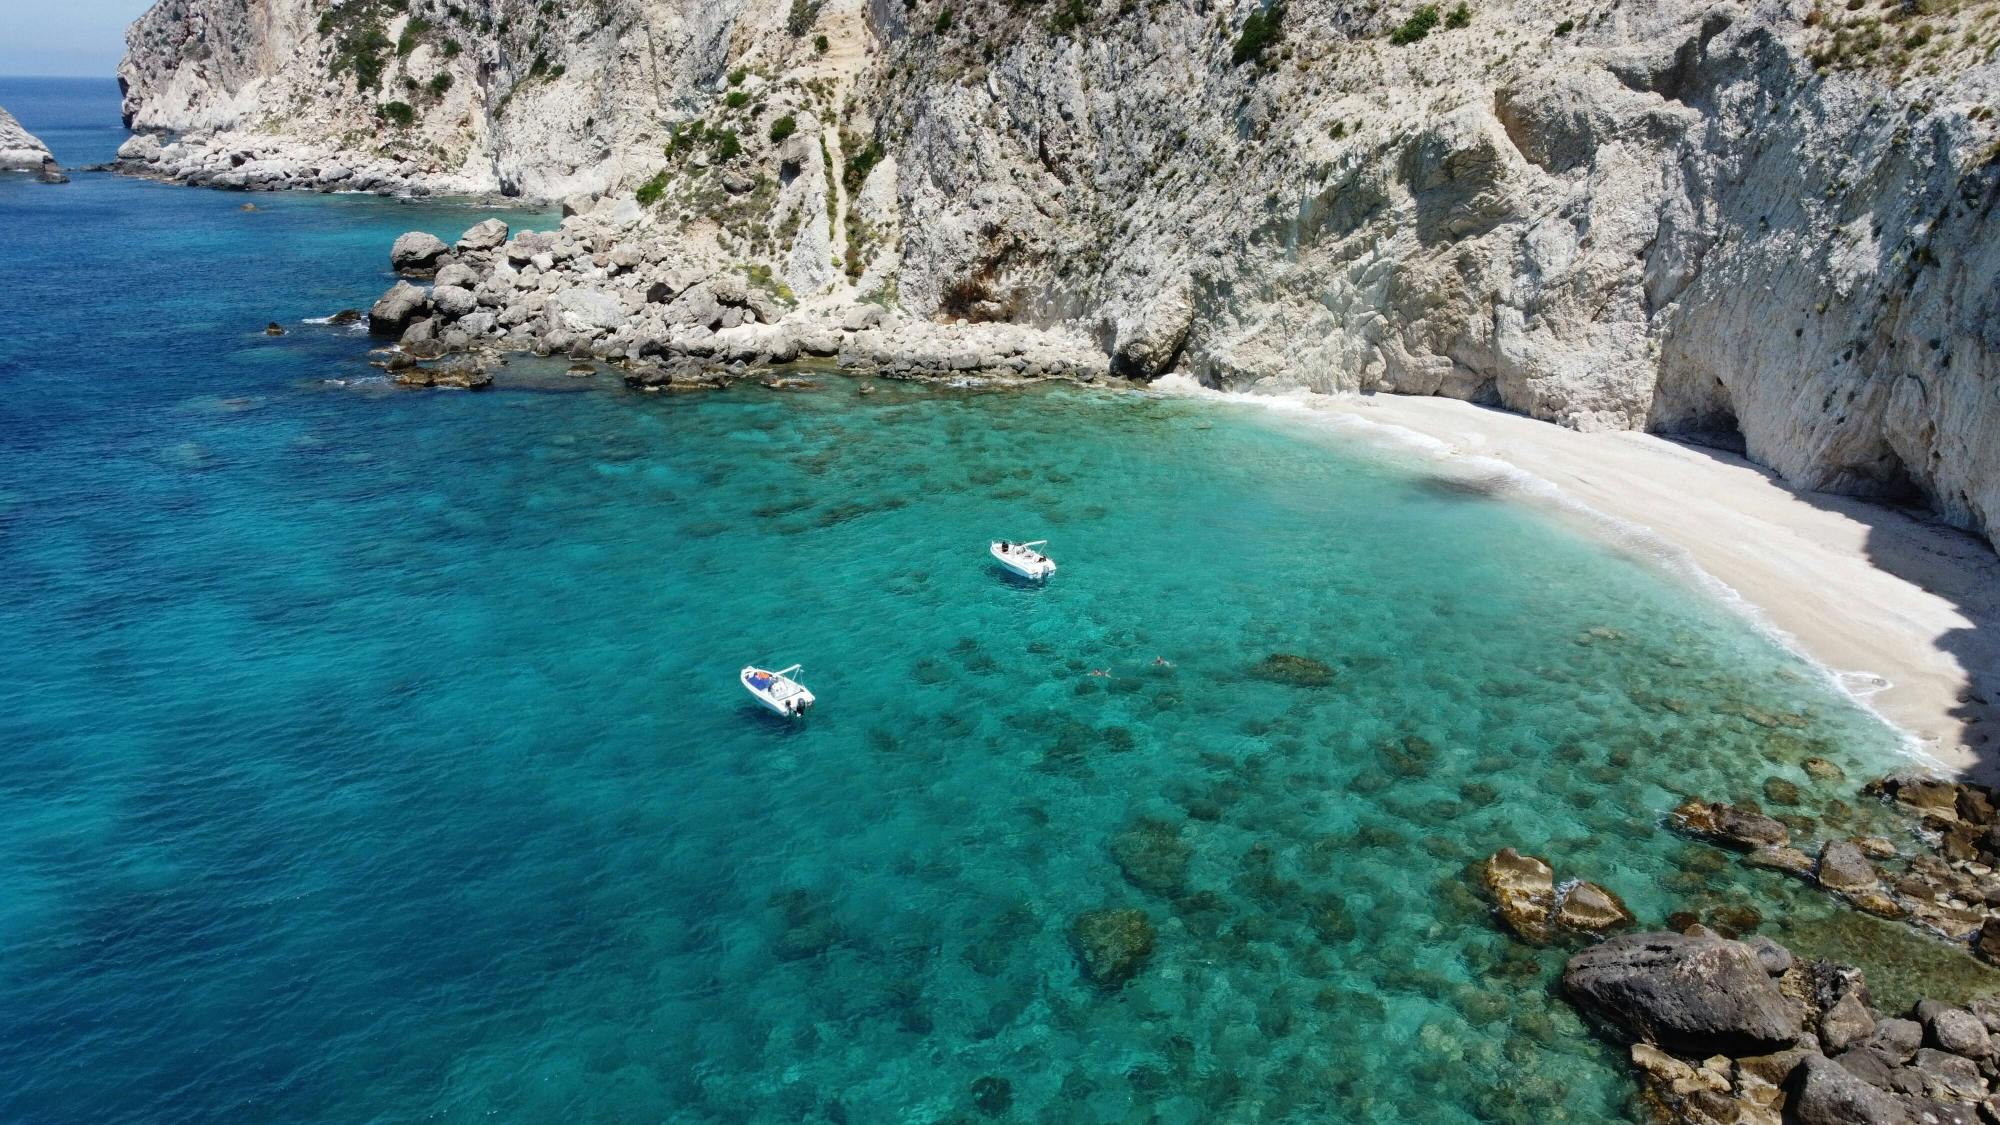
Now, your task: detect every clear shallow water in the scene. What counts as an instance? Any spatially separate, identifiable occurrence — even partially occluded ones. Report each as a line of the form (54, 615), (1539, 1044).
(0, 79), (1968, 1123)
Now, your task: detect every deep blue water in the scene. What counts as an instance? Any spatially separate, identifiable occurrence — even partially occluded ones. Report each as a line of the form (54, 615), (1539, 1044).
(0, 79), (1974, 1123)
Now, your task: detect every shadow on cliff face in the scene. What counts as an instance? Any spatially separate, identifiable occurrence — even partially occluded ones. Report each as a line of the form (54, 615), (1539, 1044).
(1667, 439), (2000, 781)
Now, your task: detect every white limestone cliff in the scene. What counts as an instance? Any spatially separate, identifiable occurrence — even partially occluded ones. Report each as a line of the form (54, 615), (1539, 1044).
(117, 0), (2000, 545)
(0, 104), (56, 171)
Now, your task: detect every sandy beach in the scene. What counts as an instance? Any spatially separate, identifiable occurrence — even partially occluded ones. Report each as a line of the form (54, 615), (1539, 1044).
(1283, 393), (2000, 780)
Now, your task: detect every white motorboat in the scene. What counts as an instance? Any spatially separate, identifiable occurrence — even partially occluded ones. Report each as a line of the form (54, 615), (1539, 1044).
(741, 663), (815, 717)
(990, 539), (1056, 581)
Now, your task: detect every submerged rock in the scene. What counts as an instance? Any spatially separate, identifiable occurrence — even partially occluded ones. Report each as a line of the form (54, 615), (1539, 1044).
(1248, 653), (1336, 687)
(1671, 798), (1790, 851)
(1110, 818), (1192, 897)
(1563, 930), (1804, 1057)
(1071, 908), (1155, 988)
(969, 1075), (1011, 1117)
(393, 358), (492, 390)
(1744, 845), (1815, 878)
(1763, 776), (1802, 806)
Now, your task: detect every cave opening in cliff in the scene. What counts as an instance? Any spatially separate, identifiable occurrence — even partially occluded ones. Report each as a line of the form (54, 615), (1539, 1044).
(1663, 377), (1748, 456)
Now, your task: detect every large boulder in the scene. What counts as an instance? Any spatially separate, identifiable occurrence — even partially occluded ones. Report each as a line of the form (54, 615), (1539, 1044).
(115, 132), (161, 164)
(430, 284), (477, 319)
(1483, 848), (1556, 943)
(455, 218), (509, 254)
(1788, 1054), (1910, 1125)
(1563, 930), (1805, 1057)
(368, 281), (429, 336)
(1557, 881), (1636, 937)
(1821, 989), (1878, 1053)
(553, 288), (627, 335)
(1926, 1007), (1993, 1060)
(1818, 840), (1882, 893)
(1071, 908), (1155, 988)
(434, 262), (480, 290)
(390, 231), (449, 276)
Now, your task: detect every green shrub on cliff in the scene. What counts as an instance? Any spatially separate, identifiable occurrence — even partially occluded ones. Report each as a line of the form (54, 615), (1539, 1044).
(335, 26), (393, 90)
(428, 72), (453, 96)
(1049, 0), (1091, 35)
(378, 100), (417, 127)
(842, 135), (884, 193)
(713, 128), (742, 161)
(1231, 1), (1284, 66)
(934, 8), (953, 33)
(396, 17), (431, 55)
(1445, 3), (1471, 28)
(635, 169), (671, 206)
(788, 0), (825, 36)
(1390, 5), (1439, 45)
(769, 115), (798, 143)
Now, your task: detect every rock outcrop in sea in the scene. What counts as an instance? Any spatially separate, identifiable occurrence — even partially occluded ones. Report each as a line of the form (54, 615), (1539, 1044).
(113, 0), (2000, 547)
(0, 104), (62, 181)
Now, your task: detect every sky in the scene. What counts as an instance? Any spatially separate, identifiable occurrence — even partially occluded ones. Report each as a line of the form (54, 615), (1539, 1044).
(2, 0), (156, 78)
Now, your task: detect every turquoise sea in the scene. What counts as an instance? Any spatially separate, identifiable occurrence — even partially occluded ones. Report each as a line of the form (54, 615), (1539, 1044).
(0, 79), (1972, 1123)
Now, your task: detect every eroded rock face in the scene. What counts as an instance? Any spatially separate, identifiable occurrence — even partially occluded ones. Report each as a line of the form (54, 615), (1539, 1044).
(1563, 931), (1804, 1057)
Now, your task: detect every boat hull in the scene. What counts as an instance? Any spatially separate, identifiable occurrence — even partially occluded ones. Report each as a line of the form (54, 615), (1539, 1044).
(989, 543), (1055, 581)
(741, 666), (814, 717)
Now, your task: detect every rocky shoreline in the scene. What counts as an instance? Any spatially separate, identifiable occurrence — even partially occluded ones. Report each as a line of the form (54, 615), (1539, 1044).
(111, 132), (488, 200)
(359, 210), (1113, 393)
(1561, 925), (1997, 1125)
(1471, 770), (2000, 1124)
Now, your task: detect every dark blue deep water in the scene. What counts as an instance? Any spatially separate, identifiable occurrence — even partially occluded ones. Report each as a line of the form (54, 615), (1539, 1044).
(0, 78), (1979, 1123)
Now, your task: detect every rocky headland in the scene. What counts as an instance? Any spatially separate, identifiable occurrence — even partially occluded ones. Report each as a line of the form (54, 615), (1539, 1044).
(114, 0), (2000, 548)
(0, 104), (64, 182)
(359, 212), (1107, 390)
